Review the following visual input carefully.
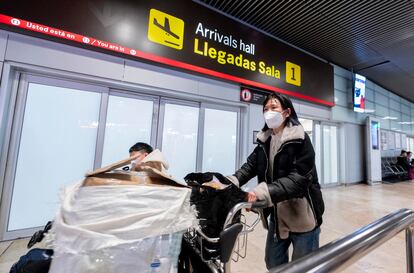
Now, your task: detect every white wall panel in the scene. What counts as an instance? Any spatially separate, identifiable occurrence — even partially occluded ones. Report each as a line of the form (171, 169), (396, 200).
(389, 99), (401, 112)
(123, 60), (199, 95)
(197, 78), (239, 101)
(332, 105), (356, 123)
(334, 90), (348, 107)
(5, 33), (125, 80)
(365, 80), (375, 90)
(365, 100), (375, 112)
(355, 112), (369, 124)
(380, 119), (390, 130)
(375, 92), (389, 107)
(296, 100), (331, 120)
(333, 65), (352, 79)
(375, 104), (389, 118)
(401, 98), (410, 107)
(365, 87), (375, 102)
(123, 60), (240, 101)
(375, 85), (389, 96)
(334, 75), (348, 92)
(401, 104), (410, 115)
(389, 92), (401, 101)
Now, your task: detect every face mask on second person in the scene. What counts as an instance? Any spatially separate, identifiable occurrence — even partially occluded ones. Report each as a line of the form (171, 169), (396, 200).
(263, 110), (286, 129)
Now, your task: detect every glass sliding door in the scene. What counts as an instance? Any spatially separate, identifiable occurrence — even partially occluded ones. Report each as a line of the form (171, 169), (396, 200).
(299, 118), (323, 181)
(159, 100), (200, 180)
(202, 107), (239, 174)
(408, 137), (414, 153)
(8, 79), (102, 231)
(299, 118), (313, 142)
(322, 124), (339, 185)
(299, 118), (339, 187)
(101, 94), (157, 166)
(157, 100), (240, 181)
(314, 123), (322, 182)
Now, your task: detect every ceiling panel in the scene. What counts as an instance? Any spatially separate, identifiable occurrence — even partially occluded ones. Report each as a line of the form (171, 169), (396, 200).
(198, 0), (414, 102)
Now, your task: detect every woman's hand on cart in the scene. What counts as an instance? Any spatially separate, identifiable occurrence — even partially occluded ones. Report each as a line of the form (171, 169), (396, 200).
(246, 191), (257, 203)
(246, 192), (268, 211)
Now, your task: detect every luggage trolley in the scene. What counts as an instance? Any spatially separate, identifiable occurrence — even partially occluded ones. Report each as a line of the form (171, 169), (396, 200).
(179, 201), (267, 273)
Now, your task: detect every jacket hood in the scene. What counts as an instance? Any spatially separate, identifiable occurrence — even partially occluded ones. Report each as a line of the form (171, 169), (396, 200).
(256, 123), (305, 145)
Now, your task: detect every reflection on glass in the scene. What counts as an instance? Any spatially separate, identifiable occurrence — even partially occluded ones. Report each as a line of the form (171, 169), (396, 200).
(395, 133), (401, 149)
(102, 96), (153, 166)
(299, 118), (313, 143)
(202, 109), (237, 174)
(314, 124), (322, 183)
(162, 103), (199, 180)
(9, 83), (100, 230)
(322, 125), (338, 184)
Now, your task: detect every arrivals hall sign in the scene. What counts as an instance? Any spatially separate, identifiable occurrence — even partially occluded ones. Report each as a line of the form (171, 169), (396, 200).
(0, 0), (334, 106)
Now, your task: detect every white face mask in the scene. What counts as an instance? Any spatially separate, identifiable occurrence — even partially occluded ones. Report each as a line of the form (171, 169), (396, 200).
(263, 110), (285, 129)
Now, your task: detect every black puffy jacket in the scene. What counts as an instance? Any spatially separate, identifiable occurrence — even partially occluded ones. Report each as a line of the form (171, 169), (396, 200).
(234, 124), (324, 236)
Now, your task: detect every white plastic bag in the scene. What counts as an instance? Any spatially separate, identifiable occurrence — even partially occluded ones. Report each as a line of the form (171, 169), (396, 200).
(49, 182), (195, 273)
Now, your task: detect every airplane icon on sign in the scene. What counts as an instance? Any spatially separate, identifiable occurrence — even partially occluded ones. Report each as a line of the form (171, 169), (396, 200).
(153, 17), (180, 40)
(148, 9), (184, 50)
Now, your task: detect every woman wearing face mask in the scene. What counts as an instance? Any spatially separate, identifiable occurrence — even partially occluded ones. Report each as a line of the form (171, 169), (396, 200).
(227, 93), (324, 269)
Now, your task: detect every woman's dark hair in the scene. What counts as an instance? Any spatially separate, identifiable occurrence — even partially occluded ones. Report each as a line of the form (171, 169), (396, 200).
(129, 142), (153, 154)
(262, 93), (301, 131)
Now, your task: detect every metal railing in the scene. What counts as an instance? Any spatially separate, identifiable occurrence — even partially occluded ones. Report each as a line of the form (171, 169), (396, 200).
(270, 208), (414, 273)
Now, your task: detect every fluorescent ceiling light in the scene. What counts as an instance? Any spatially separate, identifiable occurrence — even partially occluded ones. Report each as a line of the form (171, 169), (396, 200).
(354, 108), (375, 113)
(382, 116), (398, 120)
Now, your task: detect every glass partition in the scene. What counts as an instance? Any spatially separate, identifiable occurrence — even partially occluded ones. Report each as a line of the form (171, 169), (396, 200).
(101, 95), (154, 166)
(202, 108), (238, 174)
(160, 102), (199, 180)
(8, 83), (101, 231)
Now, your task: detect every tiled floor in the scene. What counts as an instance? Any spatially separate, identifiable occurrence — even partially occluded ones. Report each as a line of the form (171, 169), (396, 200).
(231, 181), (414, 273)
(0, 181), (413, 273)
(0, 238), (29, 273)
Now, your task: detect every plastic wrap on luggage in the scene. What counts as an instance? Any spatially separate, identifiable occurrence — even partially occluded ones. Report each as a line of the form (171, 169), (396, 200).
(48, 150), (195, 273)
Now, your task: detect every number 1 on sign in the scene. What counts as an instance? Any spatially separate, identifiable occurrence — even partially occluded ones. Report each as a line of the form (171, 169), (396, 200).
(286, 61), (301, 86)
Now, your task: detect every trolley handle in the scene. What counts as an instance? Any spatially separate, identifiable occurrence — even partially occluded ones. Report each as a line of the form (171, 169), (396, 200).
(223, 200), (267, 229)
(251, 200), (268, 209)
(196, 201), (268, 242)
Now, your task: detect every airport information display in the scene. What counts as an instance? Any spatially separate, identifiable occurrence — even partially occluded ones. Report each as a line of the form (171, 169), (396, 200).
(371, 121), (379, 150)
(354, 73), (366, 112)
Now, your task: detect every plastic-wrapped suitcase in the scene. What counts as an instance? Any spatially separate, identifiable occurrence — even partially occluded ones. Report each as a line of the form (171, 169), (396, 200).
(48, 150), (195, 273)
